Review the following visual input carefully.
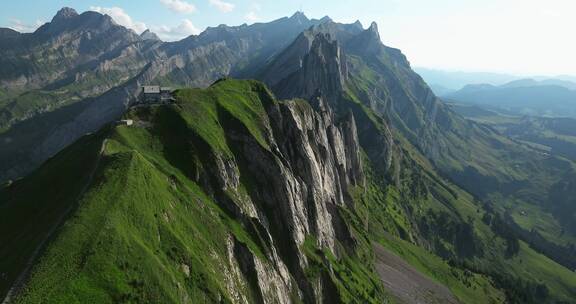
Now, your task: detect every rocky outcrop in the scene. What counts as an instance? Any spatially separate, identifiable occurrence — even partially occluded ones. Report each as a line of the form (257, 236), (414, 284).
(140, 29), (161, 41)
(272, 33), (348, 102)
(265, 97), (364, 250)
(179, 88), (366, 302)
(231, 236), (293, 303)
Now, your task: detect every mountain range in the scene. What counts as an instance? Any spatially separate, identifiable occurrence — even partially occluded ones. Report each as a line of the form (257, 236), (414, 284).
(413, 68), (519, 95)
(445, 79), (576, 118)
(415, 67), (576, 96)
(1, 7), (575, 304)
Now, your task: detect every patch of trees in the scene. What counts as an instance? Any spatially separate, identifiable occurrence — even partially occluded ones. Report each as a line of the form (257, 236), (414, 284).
(407, 169), (428, 199)
(549, 177), (576, 236)
(491, 271), (549, 304)
(418, 210), (484, 259)
(448, 259), (550, 304)
(482, 211), (520, 257)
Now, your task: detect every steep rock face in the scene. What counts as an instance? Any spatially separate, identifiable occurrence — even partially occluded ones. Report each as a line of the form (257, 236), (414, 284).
(161, 81), (366, 301)
(259, 19), (443, 143)
(272, 33), (348, 102)
(257, 31), (316, 87)
(266, 97), (363, 247)
(259, 24), (395, 176)
(208, 86), (368, 301)
(257, 20), (361, 89)
(201, 93), (365, 302)
(230, 235), (293, 303)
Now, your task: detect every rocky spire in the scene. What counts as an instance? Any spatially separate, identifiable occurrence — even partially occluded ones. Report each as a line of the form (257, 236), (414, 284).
(272, 32), (348, 102)
(368, 21), (380, 40)
(344, 21), (384, 56)
(289, 11), (309, 24)
(52, 7), (78, 23)
(140, 29), (161, 41)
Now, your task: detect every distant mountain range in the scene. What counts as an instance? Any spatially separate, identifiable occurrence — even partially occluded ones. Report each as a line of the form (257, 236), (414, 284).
(445, 79), (576, 117)
(414, 68), (519, 94)
(502, 78), (576, 90)
(415, 67), (576, 95)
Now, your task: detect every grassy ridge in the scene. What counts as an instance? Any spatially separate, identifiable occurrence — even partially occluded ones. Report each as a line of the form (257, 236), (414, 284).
(12, 80), (278, 303)
(10, 79), (391, 303)
(15, 147), (244, 303)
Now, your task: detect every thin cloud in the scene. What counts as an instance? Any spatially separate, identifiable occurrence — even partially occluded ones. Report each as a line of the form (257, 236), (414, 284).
(8, 19), (44, 33)
(152, 19), (201, 41)
(245, 11), (259, 22)
(209, 0), (235, 13)
(160, 0), (197, 14)
(90, 6), (147, 33)
(245, 2), (261, 22)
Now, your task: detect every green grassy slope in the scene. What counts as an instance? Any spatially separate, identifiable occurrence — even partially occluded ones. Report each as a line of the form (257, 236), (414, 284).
(0, 132), (105, 299)
(8, 79), (390, 303)
(339, 90), (576, 303)
(15, 143), (251, 303)
(352, 143), (576, 303)
(447, 104), (576, 249)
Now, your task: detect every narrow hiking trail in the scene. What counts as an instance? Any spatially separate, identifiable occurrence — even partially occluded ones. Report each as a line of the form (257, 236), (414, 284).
(2, 139), (107, 304)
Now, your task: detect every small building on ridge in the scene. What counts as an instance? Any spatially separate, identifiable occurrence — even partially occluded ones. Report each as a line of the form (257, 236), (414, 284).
(140, 85), (175, 104)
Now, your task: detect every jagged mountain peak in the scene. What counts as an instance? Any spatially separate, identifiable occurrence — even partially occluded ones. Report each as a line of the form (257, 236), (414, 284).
(303, 19), (365, 46)
(368, 21), (380, 39)
(52, 7), (79, 22)
(352, 20), (363, 30)
(140, 29), (161, 41)
(34, 8), (120, 37)
(290, 11), (309, 23)
(342, 21), (387, 57)
(258, 19), (377, 94)
(310, 31), (338, 52)
(267, 29), (348, 101)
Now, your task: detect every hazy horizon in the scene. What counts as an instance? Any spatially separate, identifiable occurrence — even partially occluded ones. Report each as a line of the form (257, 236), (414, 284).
(1, 0), (575, 76)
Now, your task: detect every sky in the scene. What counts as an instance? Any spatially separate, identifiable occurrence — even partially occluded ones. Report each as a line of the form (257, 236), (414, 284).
(1, 0), (575, 76)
